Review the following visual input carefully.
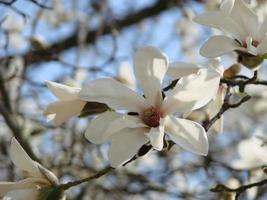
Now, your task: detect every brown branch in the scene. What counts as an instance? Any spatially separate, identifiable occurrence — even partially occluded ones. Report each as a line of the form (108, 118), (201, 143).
(0, 0), (186, 66)
(210, 178), (267, 200)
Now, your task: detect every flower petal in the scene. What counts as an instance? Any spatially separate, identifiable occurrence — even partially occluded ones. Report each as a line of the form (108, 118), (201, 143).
(0, 179), (39, 197)
(80, 78), (148, 113)
(194, 12), (246, 41)
(46, 81), (80, 100)
(145, 119), (164, 151)
(162, 68), (221, 115)
(108, 128), (149, 167)
(165, 116), (208, 155)
(230, 0), (258, 37)
(257, 16), (267, 41)
(4, 188), (39, 200)
(208, 86), (225, 133)
(257, 35), (267, 55)
(200, 35), (240, 58)
(10, 138), (42, 178)
(43, 99), (86, 126)
(134, 46), (168, 107)
(84, 111), (122, 144)
(220, 0), (235, 15)
(167, 62), (200, 78)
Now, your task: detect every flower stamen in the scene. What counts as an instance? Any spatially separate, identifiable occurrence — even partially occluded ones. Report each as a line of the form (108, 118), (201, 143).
(142, 107), (161, 127)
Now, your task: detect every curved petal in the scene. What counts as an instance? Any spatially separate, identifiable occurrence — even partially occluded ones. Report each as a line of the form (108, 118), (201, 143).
(230, 0), (258, 37)
(200, 35), (240, 58)
(80, 78), (148, 113)
(165, 116), (208, 155)
(4, 188), (39, 200)
(167, 62), (200, 78)
(194, 12), (246, 40)
(134, 46), (168, 107)
(43, 99), (86, 126)
(0, 178), (44, 197)
(45, 81), (80, 100)
(144, 119), (164, 151)
(84, 111), (122, 144)
(10, 138), (42, 178)
(220, 0), (235, 15)
(162, 68), (220, 115)
(257, 16), (267, 40)
(257, 36), (267, 55)
(208, 87), (225, 133)
(104, 115), (147, 139)
(108, 128), (149, 167)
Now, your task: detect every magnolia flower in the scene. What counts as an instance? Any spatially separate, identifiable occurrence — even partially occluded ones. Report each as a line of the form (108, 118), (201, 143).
(194, 0), (267, 68)
(43, 81), (86, 126)
(167, 58), (225, 133)
(232, 136), (267, 169)
(80, 47), (220, 167)
(0, 138), (64, 200)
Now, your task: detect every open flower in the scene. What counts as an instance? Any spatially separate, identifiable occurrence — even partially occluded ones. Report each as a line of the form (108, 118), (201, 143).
(167, 58), (225, 133)
(43, 81), (86, 126)
(80, 47), (219, 167)
(0, 138), (64, 200)
(194, 0), (267, 68)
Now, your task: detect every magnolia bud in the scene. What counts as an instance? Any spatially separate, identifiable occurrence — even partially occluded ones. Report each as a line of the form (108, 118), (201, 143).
(223, 64), (241, 79)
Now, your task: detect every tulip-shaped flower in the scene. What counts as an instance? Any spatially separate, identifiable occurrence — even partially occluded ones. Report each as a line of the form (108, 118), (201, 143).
(0, 138), (64, 200)
(44, 81), (86, 125)
(80, 47), (219, 167)
(194, 0), (267, 69)
(167, 58), (225, 133)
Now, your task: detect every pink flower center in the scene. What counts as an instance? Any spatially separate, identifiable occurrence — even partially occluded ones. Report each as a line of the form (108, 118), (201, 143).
(243, 40), (259, 48)
(142, 107), (161, 127)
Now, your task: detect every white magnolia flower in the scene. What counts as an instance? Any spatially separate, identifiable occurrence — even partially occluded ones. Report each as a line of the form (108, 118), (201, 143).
(194, 0), (267, 61)
(232, 136), (267, 169)
(167, 58), (225, 133)
(43, 81), (86, 126)
(0, 138), (64, 200)
(80, 47), (220, 167)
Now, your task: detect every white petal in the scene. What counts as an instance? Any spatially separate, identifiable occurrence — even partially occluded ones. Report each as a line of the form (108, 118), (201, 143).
(4, 188), (39, 200)
(10, 138), (42, 178)
(257, 35), (267, 55)
(80, 78), (148, 113)
(116, 62), (136, 90)
(104, 115), (147, 139)
(84, 111), (122, 144)
(257, 16), (267, 40)
(230, 0), (258, 37)
(43, 99), (86, 126)
(46, 81), (80, 100)
(145, 119), (164, 151)
(167, 62), (200, 78)
(220, 0), (235, 15)
(194, 12), (246, 41)
(108, 128), (149, 167)
(165, 116), (208, 155)
(208, 86), (225, 133)
(134, 46), (168, 107)
(200, 35), (240, 58)
(162, 68), (221, 115)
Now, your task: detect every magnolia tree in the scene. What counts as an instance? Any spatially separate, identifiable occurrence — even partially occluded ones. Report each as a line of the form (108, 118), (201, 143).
(0, 0), (267, 199)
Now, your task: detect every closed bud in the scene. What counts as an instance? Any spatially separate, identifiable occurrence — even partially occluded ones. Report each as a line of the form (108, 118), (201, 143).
(223, 64), (241, 79)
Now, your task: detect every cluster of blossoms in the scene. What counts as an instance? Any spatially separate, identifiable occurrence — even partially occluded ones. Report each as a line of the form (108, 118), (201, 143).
(1, 0), (267, 199)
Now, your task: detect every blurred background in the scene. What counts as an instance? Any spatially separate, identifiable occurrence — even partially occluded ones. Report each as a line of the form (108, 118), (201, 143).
(0, 0), (266, 199)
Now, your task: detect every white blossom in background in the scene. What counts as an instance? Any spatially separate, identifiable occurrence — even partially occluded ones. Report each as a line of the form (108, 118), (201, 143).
(166, 58), (225, 133)
(79, 46), (220, 167)
(245, 84), (267, 115)
(0, 138), (64, 200)
(194, 0), (267, 61)
(1, 13), (26, 49)
(43, 81), (86, 126)
(232, 136), (267, 169)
